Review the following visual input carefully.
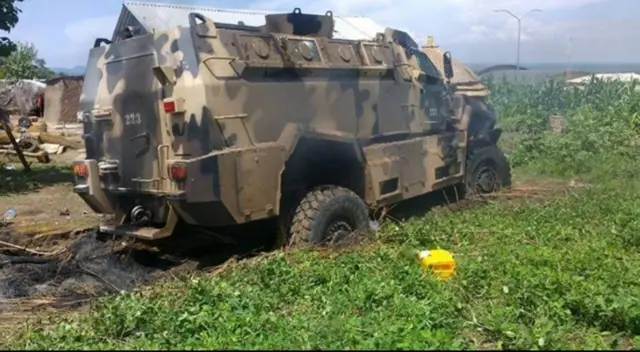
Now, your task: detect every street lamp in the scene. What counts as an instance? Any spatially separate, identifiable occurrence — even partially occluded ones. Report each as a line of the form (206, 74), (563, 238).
(494, 8), (543, 75)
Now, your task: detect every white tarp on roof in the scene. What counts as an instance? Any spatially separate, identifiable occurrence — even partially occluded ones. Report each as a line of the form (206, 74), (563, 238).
(0, 79), (46, 114)
(119, 1), (386, 41)
(0, 79), (46, 89)
(567, 73), (640, 84)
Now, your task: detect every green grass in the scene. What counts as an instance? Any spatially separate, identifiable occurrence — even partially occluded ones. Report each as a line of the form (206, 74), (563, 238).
(6, 173), (639, 350)
(0, 162), (73, 195)
(5, 78), (640, 350)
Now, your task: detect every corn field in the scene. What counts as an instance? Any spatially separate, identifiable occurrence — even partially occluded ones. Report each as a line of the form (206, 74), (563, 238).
(484, 76), (640, 177)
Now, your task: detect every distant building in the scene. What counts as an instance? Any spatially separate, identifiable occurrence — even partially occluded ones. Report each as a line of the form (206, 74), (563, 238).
(478, 69), (561, 84)
(43, 76), (83, 125)
(475, 62), (640, 84)
(566, 72), (640, 85)
(112, 1), (385, 42)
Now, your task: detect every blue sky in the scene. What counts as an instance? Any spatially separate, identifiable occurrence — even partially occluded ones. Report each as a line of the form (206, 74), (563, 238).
(7, 0), (639, 68)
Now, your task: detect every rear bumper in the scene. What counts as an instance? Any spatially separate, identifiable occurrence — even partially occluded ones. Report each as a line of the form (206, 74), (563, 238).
(72, 159), (178, 240)
(72, 159), (248, 234)
(74, 143), (285, 231)
(98, 212), (178, 241)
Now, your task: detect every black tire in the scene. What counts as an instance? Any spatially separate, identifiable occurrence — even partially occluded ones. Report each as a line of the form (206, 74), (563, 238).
(464, 145), (512, 197)
(19, 138), (39, 153)
(287, 186), (370, 247)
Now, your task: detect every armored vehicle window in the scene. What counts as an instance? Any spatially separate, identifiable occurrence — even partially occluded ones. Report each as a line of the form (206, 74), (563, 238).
(392, 30), (441, 80)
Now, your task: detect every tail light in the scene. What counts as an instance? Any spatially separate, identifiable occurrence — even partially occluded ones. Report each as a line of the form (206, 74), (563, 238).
(168, 164), (187, 181)
(163, 100), (175, 113)
(73, 163), (87, 177)
(162, 98), (184, 114)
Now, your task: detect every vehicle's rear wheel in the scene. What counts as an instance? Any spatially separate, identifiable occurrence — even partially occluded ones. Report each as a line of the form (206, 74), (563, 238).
(285, 185), (370, 247)
(464, 145), (512, 197)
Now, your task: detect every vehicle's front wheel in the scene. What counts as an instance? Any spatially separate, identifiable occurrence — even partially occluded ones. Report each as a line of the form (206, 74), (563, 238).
(464, 145), (512, 197)
(286, 186), (370, 247)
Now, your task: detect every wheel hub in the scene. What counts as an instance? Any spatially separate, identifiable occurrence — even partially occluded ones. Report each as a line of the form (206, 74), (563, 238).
(474, 165), (500, 193)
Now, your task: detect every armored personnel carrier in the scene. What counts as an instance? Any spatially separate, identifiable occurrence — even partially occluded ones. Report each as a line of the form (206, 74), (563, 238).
(73, 9), (511, 247)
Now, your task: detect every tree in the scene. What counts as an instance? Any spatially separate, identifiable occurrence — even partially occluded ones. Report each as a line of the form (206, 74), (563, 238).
(0, 0), (23, 57)
(0, 41), (55, 80)
(34, 58), (56, 79)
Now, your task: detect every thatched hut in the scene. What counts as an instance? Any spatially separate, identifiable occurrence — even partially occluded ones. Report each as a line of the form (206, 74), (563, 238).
(0, 79), (46, 117)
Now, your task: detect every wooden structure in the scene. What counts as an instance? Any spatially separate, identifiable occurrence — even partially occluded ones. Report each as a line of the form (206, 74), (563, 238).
(549, 114), (566, 133)
(43, 76), (83, 125)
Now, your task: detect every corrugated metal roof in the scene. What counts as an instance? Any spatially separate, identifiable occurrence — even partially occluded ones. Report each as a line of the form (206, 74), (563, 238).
(120, 1), (385, 41)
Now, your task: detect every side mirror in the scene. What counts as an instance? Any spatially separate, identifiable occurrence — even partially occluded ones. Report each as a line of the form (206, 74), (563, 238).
(443, 51), (454, 80)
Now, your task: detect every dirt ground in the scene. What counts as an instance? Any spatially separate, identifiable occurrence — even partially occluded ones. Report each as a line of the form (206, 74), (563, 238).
(0, 150), (98, 241)
(0, 160), (586, 331)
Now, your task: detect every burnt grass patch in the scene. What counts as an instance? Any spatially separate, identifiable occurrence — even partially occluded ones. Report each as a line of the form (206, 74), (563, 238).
(0, 222), (287, 314)
(0, 178), (564, 324)
(0, 232), (157, 305)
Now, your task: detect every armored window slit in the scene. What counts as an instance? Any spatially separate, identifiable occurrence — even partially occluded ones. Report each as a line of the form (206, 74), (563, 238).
(379, 178), (399, 195)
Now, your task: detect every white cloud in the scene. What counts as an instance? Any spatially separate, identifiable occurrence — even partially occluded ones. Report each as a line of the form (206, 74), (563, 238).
(278, 0), (635, 63)
(448, 0), (602, 22)
(63, 15), (118, 45)
(50, 15), (119, 67)
(57, 0), (636, 65)
(245, 0), (611, 50)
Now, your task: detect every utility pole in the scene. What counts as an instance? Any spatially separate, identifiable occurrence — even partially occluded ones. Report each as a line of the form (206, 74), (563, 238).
(494, 8), (543, 77)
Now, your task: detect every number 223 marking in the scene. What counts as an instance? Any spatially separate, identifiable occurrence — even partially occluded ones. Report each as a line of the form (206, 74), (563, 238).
(125, 113), (141, 125)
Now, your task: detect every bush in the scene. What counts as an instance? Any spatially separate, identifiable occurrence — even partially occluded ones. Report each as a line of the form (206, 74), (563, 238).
(485, 76), (640, 177)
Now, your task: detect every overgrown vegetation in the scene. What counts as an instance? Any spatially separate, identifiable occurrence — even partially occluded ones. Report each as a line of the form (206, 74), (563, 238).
(0, 0), (62, 80)
(4, 77), (640, 350)
(486, 76), (640, 177)
(0, 41), (57, 80)
(0, 0), (24, 58)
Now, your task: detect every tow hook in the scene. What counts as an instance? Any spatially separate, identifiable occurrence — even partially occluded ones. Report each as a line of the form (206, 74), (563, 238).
(130, 205), (152, 226)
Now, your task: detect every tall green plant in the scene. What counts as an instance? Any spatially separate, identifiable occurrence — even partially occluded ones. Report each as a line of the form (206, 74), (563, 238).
(483, 76), (640, 177)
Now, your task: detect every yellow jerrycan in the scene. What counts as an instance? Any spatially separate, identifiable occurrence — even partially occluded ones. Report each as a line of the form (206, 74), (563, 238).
(417, 249), (456, 280)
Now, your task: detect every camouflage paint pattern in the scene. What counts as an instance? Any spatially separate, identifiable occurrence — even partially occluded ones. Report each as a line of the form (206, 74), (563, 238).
(421, 40), (498, 140)
(422, 41), (490, 98)
(73, 9), (494, 240)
